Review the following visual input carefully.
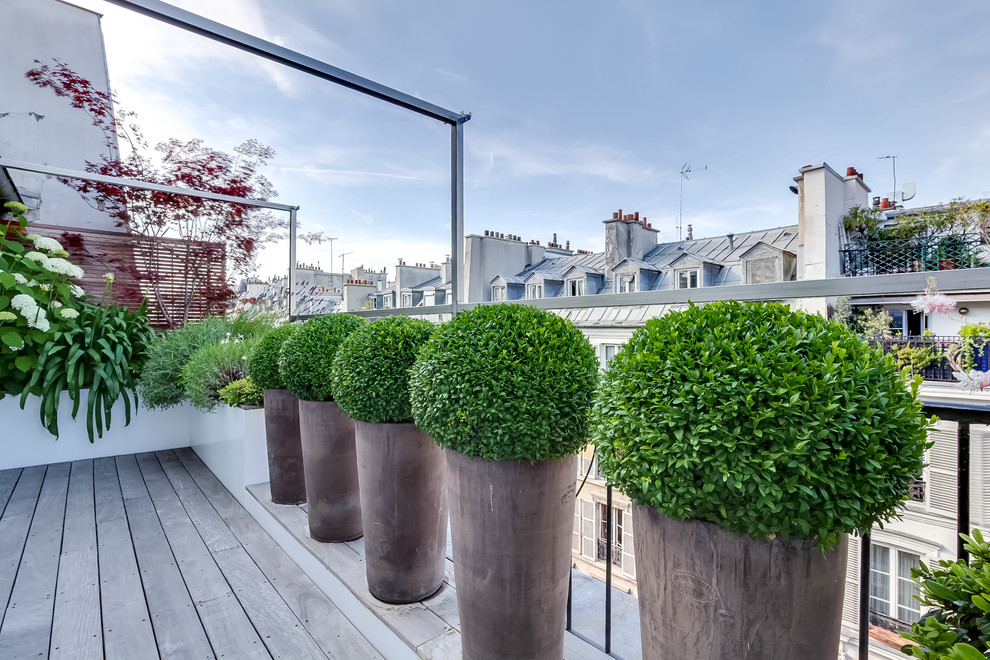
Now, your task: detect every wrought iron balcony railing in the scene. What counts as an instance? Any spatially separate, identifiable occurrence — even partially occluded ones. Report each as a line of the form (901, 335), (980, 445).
(840, 234), (987, 277)
(596, 538), (622, 566)
(867, 335), (988, 382)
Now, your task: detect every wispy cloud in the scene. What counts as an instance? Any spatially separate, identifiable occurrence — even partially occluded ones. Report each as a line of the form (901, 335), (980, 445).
(470, 135), (658, 185)
(278, 164), (440, 187)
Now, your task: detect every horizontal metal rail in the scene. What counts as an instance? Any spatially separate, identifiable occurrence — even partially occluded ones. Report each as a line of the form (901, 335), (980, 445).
(0, 158), (298, 211)
(102, 0), (468, 125)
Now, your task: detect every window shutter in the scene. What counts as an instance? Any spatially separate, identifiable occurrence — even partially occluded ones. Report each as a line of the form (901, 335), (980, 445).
(581, 500), (595, 559)
(621, 513), (636, 578)
(842, 537), (861, 627)
(573, 501), (581, 553)
(928, 422), (958, 516)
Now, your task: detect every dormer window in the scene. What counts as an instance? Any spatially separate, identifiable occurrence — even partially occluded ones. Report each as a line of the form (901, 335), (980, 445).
(492, 285), (506, 301)
(676, 269), (699, 289)
(401, 292), (412, 307)
(616, 275), (636, 293)
(746, 257), (778, 284)
(567, 279), (585, 296)
(526, 283), (543, 299)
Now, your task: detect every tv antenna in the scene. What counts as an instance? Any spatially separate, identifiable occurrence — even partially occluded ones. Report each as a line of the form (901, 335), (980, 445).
(679, 163), (707, 241)
(877, 155), (897, 201)
(340, 251), (353, 276)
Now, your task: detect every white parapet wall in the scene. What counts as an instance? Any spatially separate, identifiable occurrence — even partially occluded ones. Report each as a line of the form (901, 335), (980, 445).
(1, 390), (194, 470)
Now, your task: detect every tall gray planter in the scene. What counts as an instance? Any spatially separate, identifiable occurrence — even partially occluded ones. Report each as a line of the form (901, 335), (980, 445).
(633, 505), (848, 660)
(298, 400), (362, 542)
(262, 388), (306, 505)
(355, 421), (447, 603)
(446, 450), (576, 660)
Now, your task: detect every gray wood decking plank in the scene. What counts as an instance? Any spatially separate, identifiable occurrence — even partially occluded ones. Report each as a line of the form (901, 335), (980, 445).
(50, 460), (102, 660)
(247, 483), (450, 650)
(135, 452), (267, 659)
(157, 451), (327, 659)
(213, 546), (327, 660)
(0, 466), (47, 632)
(155, 451), (240, 553)
(0, 462), (69, 658)
(116, 455), (214, 660)
(175, 448), (380, 660)
(0, 468), (22, 517)
(94, 456), (159, 660)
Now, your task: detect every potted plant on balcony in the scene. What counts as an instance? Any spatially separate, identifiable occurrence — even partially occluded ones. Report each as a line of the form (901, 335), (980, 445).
(331, 316), (445, 603)
(410, 304), (598, 660)
(248, 324), (306, 504)
(591, 301), (931, 660)
(281, 313), (365, 542)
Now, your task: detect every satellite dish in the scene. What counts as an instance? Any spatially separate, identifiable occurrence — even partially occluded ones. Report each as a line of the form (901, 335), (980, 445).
(788, 185), (799, 195)
(902, 182), (916, 201)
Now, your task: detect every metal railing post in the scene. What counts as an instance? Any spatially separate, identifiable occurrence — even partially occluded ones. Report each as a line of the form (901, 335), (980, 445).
(958, 421), (971, 563)
(605, 486), (613, 654)
(859, 532), (871, 660)
(288, 208), (297, 318)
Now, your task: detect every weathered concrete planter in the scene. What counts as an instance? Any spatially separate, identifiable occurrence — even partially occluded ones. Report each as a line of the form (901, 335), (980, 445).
(262, 388), (306, 505)
(298, 399), (362, 542)
(446, 449), (576, 660)
(355, 421), (447, 603)
(633, 505), (848, 660)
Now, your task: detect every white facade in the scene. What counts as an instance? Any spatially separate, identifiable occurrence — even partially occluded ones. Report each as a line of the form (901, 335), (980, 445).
(0, 0), (122, 232)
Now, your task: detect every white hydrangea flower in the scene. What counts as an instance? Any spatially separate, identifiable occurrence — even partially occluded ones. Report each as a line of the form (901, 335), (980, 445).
(26, 234), (63, 253)
(11, 294), (38, 314)
(13, 273), (28, 284)
(43, 258), (84, 279)
(69, 284), (85, 297)
(51, 301), (63, 308)
(26, 280), (38, 287)
(0, 311), (17, 322)
(58, 308), (80, 320)
(23, 306), (49, 332)
(23, 251), (49, 263)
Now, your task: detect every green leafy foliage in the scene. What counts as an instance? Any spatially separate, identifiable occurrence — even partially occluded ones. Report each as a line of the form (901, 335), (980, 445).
(18, 300), (155, 442)
(137, 315), (272, 409)
(247, 323), (297, 390)
(1, 201), (88, 397)
(181, 335), (262, 412)
(332, 316), (435, 424)
(900, 530), (990, 659)
(280, 314), (364, 401)
(409, 303), (599, 462)
(590, 301), (931, 550)
(218, 376), (263, 408)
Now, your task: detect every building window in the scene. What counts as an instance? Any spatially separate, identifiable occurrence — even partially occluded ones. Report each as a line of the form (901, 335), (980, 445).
(596, 503), (623, 566)
(870, 545), (922, 625)
(492, 285), (506, 301)
(616, 274), (636, 293)
(746, 257), (778, 284)
(400, 293), (412, 307)
(370, 298), (378, 309)
(382, 295), (391, 309)
(600, 344), (621, 370)
(526, 283), (543, 299)
(676, 269), (699, 289)
(567, 279), (585, 296)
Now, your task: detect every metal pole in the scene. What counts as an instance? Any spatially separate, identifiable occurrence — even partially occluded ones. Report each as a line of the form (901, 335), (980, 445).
(289, 208), (297, 318)
(605, 486), (613, 655)
(450, 117), (467, 315)
(859, 533), (871, 660)
(566, 571), (572, 631)
(958, 421), (971, 563)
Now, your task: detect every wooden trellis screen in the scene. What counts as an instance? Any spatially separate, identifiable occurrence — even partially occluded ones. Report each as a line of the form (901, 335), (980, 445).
(32, 224), (227, 329)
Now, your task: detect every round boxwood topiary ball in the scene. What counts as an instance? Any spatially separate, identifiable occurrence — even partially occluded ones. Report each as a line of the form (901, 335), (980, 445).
(410, 303), (599, 462)
(590, 301), (931, 550)
(332, 316), (435, 424)
(248, 324), (298, 391)
(280, 314), (365, 401)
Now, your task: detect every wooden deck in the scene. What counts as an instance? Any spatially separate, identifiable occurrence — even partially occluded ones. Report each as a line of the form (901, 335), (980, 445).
(0, 449), (379, 660)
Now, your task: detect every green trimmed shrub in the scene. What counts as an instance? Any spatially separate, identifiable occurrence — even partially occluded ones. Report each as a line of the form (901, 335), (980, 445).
(331, 316), (435, 424)
(219, 376), (264, 408)
(590, 301), (931, 551)
(899, 530), (990, 659)
(248, 324), (297, 390)
(280, 314), (365, 401)
(409, 303), (598, 462)
(181, 335), (261, 412)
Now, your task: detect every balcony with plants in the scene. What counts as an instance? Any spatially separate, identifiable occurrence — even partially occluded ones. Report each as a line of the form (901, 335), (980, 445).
(840, 203), (990, 277)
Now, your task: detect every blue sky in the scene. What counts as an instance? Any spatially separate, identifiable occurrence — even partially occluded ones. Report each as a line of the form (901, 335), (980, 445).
(68, 0), (990, 278)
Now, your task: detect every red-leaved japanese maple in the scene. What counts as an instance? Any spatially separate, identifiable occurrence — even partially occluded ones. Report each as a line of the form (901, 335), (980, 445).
(26, 59), (287, 327)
